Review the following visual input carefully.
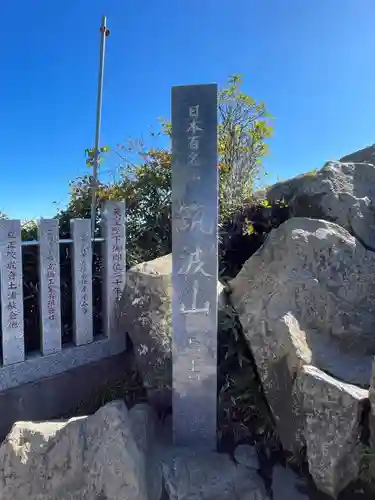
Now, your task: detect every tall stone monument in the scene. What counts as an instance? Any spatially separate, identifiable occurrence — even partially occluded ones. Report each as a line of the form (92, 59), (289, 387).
(171, 83), (218, 450)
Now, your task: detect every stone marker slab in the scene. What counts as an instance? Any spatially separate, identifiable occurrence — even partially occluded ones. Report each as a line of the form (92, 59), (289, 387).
(101, 201), (126, 338)
(38, 219), (62, 355)
(71, 218), (93, 346)
(0, 219), (25, 365)
(171, 83), (218, 450)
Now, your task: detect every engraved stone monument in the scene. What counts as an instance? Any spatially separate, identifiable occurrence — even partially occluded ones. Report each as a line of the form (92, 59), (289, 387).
(71, 218), (93, 346)
(0, 220), (25, 365)
(38, 219), (62, 355)
(101, 201), (126, 339)
(171, 83), (218, 450)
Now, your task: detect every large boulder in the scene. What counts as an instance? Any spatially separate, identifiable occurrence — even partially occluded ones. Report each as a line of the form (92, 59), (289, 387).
(293, 365), (367, 497)
(0, 401), (161, 500)
(228, 217), (372, 495)
(267, 161), (375, 251)
(340, 144), (375, 164)
(119, 253), (226, 412)
(119, 254), (173, 412)
(0, 401), (269, 500)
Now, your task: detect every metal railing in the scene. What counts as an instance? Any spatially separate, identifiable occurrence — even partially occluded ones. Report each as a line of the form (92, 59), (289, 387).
(21, 237), (105, 246)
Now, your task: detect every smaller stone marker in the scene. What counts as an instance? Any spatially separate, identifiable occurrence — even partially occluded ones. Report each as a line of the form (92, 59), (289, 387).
(0, 219), (25, 365)
(71, 218), (93, 346)
(101, 201), (126, 338)
(171, 83), (218, 450)
(38, 219), (62, 355)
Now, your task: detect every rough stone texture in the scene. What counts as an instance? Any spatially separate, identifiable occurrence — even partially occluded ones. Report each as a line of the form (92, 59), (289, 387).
(119, 254), (173, 411)
(293, 365), (368, 498)
(367, 358), (375, 450)
(128, 403), (163, 500)
(160, 446), (268, 500)
(0, 401), (270, 500)
(267, 161), (375, 251)
(119, 253), (226, 412)
(272, 465), (309, 500)
(0, 400), (152, 499)
(234, 444), (259, 470)
(340, 144), (375, 164)
(228, 217), (374, 451)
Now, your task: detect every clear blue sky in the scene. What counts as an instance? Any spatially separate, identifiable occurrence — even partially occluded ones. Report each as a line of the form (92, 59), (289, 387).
(2, 0), (375, 220)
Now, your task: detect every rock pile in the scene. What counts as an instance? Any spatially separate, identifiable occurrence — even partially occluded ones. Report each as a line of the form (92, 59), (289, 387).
(0, 401), (274, 500)
(4, 148), (375, 499)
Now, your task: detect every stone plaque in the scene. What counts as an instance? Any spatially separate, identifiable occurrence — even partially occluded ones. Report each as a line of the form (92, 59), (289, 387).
(101, 201), (126, 338)
(38, 219), (62, 355)
(0, 219), (25, 365)
(71, 218), (93, 345)
(171, 84), (218, 450)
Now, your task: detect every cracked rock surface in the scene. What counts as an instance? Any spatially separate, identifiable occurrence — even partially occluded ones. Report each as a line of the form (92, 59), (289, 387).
(0, 401), (271, 500)
(229, 217), (373, 497)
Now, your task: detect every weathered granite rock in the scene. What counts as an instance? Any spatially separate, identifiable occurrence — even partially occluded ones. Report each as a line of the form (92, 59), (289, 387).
(229, 217), (375, 451)
(128, 403), (163, 500)
(119, 254), (173, 411)
(0, 400), (156, 500)
(119, 253), (226, 412)
(160, 446), (268, 500)
(272, 464), (309, 500)
(293, 365), (368, 498)
(367, 358), (375, 450)
(340, 144), (375, 164)
(267, 161), (375, 251)
(0, 401), (271, 500)
(234, 444), (259, 470)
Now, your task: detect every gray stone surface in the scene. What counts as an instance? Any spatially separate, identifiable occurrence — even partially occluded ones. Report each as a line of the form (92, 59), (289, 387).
(0, 219), (25, 365)
(128, 403), (163, 500)
(0, 202), (127, 394)
(234, 444), (259, 470)
(119, 253), (226, 415)
(101, 200), (126, 339)
(0, 334), (126, 392)
(0, 351), (133, 442)
(0, 401), (150, 500)
(0, 400), (270, 500)
(171, 83), (219, 450)
(294, 365), (367, 498)
(267, 160), (375, 251)
(119, 253), (173, 411)
(272, 465), (309, 500)
(340, 144), (375, 164)
(38, 218), (62, 355)
(366, 357), (375, 450)
(160, 446), (268, 500)
(70, 218), (93, 346)
(229, 217), (374, 451)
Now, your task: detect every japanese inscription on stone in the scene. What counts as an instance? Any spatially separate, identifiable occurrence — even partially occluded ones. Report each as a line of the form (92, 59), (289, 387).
(0, 220), (25, 365)
(102, 201), (126, 338)
(38, 219), (62, 355)
(171, 84), (218, 450)
(71, 218), (93, 345)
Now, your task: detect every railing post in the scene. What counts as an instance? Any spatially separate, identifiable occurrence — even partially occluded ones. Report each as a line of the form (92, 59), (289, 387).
(101, 200), (126, 338)
(0, 219), (25, 365)
(38, 219), (62, 355)
(71, 218), (93, 345)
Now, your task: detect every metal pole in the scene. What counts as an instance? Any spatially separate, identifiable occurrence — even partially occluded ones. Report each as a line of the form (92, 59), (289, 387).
(90, 15), (110, 239)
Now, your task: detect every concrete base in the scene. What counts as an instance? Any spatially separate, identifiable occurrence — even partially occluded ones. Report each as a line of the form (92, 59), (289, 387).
(0, 351), (137, 441)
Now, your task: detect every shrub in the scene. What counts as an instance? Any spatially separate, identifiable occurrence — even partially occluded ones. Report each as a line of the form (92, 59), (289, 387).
(219, 197), (291, 280)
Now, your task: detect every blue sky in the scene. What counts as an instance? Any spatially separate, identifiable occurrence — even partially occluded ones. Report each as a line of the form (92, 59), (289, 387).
(2, 0), (375, 220)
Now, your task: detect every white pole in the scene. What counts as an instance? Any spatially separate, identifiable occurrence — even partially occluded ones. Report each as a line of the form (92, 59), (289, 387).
(90, 15), (110, 239)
